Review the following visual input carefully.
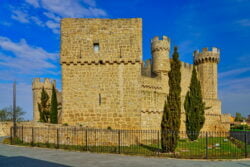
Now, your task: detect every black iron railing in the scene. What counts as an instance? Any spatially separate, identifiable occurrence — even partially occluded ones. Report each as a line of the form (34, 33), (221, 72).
(10, 126), (249, 159)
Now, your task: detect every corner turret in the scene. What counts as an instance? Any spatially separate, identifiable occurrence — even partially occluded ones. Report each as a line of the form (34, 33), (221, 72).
(193, 47), (220, 65)
(32, 78), (56, 122)
(151, 36), (170, 76)
(193, 47), (220, 99)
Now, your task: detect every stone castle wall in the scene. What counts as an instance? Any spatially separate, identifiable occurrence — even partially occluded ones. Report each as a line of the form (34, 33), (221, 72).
(60, 18), (142, 129)
(32, 78), (62, 122)
(32, 18), (230, 132)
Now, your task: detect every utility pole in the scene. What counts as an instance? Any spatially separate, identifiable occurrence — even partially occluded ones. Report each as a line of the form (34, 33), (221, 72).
(13, 81), (17, 138)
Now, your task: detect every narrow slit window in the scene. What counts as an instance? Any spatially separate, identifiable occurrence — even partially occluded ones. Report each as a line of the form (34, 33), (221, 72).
(99, 93), (101, 105)
(93, 43), (100, 53)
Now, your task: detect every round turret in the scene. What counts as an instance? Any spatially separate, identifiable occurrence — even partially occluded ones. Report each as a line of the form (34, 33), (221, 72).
(151, 36), (170, 75)
(193, 47), (220, 100)
(193, 47), (220, 65)
(32, 78), (56, 122)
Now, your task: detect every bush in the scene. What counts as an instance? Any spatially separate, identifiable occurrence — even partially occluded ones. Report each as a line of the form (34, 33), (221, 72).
(231, 124), (249, 130)
(2, 137), (11, 144)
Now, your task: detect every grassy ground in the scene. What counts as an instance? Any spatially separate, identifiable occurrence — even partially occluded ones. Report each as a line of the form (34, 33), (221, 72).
(8, 137), (250, 159)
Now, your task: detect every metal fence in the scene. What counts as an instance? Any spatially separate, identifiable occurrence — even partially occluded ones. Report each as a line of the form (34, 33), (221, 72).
(10, 126), (249, 159)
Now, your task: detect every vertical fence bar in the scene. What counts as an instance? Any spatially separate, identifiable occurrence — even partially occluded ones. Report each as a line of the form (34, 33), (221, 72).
(10, 127), (13, 145)
(85, 129), (88, 151)
(31, 127), (34, 146)
(205, 132), (208, 159)
(21, 126), (24, 143)
(157, 130), (160, 156)
(245, 131), (248, 158)
(57, 128), (59, 149)
(118, 130), (121, 154)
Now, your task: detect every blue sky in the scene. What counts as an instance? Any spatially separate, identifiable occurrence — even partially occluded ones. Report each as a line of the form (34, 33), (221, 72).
(0, 0), (250, 120)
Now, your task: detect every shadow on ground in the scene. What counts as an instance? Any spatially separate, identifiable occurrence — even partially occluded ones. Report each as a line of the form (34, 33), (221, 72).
(0, 155), (69, 167)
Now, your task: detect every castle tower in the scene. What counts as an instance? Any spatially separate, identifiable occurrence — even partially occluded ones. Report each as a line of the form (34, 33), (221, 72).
(151, 36), (170, 76)
(60, 18), (142, 128)
(32, 78), (56, 122)
(193, 47), (220, 99)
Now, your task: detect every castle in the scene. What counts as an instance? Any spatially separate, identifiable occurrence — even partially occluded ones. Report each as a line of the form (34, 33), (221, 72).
(32, 18), (230, 131)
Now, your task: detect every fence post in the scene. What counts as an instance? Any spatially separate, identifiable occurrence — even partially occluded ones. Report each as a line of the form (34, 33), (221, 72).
(118, 130), (121, 154)
(31, 127), (34, 146)
(157, 130), (160, 156)
(85, 129), (88, 151)
(206, 132), (208, 159)
(21, 126), (24, 143)
(10, 127), (13, 145)
(245, 131), (248, 158)
(57, 128), (59, 149)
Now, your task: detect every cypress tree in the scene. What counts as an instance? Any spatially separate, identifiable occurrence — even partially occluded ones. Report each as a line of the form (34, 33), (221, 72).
(50, 85), (58, 124)
(38, 87), (50, 122)
(184, 67), (205, 141)
(161, 47), (181, 152)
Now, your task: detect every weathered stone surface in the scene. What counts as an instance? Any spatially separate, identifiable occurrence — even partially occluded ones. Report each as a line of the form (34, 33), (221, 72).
(32, 18), (230, 132)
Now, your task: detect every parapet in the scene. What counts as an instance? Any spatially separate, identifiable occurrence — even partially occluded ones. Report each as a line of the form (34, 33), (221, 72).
(151, 36), (170, 53)
(181, 62), (193, 69)
(193, 47), (220, 65)
(32, 78), (56, 90)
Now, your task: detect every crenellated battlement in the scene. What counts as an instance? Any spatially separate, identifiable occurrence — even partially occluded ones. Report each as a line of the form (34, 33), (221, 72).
(193, 47), (220, 65)
(151, 36), (171, 75)
(32, 78), (56, 90)
(50, 18), (230, 131)
(181, 62), (193, 69)
(151, 36), (170, 53)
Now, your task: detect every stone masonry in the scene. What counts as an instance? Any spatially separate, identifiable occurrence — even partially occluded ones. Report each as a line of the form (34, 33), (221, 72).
(32, 18), (230, 132)
(32, 78), (62, 122)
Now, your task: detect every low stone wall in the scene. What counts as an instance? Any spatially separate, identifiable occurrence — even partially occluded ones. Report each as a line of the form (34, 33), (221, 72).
(0, 122), (12, 136)
(0, 121), (84, 137)
(13, 126), (159, 147)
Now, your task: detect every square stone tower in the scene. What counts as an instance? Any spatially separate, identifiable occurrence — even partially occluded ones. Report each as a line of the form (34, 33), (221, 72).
(60, 18), (142, 129)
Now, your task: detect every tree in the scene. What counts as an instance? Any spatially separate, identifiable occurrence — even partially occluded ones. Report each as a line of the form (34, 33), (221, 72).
(50, 85), (58, 124)
(38, 87), (50, 122)
(235, 112), (246, 122)
(161, 47), (181, 152)
(0, 109), (8, 121)
(0, 106), (26, 122)
(184, 67), (205, 141)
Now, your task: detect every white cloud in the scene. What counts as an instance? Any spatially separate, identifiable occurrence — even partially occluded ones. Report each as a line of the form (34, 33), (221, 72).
(83, 0), (96, 7)
(30, 16), (44, 26)
(40, 0), (106, 18)
(219, 76), (250, 116)
(45, 20), (60, 34)
(11, 10), (44, 27)
(0, 36), (58, 75)
(14, 0), (107, 34)
(25, 0), (40, 8)
(43, 12), (61, 22)
(237, 19), (250, 27)
(219, 67), (250, 78)
(11, 10), (30, 23)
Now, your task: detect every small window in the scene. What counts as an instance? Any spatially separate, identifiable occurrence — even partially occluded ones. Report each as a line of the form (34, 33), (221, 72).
(99, 93), (101, 105)
(93, 43), (100, 53)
